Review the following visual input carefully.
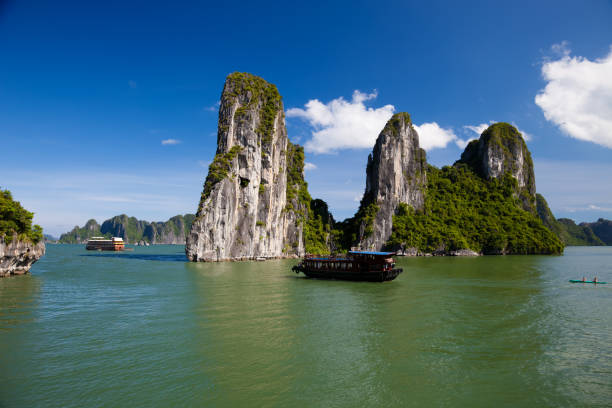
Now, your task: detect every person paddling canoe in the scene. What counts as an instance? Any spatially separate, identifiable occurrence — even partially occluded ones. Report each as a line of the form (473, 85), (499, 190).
(582, 276), (586, 282)
(593, 277), (598, 283)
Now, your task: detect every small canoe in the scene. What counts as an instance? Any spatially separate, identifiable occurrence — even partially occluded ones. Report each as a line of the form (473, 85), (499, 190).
(569, 280), (607, 284)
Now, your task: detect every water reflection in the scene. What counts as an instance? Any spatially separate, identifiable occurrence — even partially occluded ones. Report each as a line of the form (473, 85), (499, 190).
(80, 253), (187, 262)
(0, 274), (41, 331)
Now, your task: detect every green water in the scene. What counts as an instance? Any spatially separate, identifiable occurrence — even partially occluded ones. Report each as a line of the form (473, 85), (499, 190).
(1, 245), (611, 407)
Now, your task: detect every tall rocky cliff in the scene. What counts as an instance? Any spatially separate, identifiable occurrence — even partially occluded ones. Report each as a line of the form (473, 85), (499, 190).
(353, 121), (562, 255)
(457, 123), (536, 212)
(186, 73), (315, 261)
(352, 113), (427, 250)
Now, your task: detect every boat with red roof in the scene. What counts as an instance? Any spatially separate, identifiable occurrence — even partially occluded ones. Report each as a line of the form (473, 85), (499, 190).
(292, 251), (403, 282)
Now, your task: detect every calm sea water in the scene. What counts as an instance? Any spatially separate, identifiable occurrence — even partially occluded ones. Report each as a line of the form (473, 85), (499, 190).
(1, 245), (611, 407)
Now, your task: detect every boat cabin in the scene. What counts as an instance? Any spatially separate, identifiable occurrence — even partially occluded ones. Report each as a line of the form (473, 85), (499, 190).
(86, 237), (125, 251)
(302, 251), (396, 273)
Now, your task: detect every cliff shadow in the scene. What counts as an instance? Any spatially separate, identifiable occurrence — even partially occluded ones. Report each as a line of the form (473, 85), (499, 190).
(79, 253), (187, 262)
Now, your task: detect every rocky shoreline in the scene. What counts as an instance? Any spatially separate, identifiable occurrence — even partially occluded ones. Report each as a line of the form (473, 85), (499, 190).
(0, 237), (45, 277)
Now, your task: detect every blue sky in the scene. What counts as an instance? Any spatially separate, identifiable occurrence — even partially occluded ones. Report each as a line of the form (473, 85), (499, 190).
(1, 0), (611, 237)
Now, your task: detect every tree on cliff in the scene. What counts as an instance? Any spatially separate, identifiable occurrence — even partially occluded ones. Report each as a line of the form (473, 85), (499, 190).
(0, 189), (43, 244)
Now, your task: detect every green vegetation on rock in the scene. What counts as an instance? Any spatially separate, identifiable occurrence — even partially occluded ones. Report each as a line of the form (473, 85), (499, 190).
(387, 164), (563, 254)
(0, 189), (43, 244)
(225, 72), (282, 146)
(202, 145), (244, 200)
(285, 142), (332, 254)
(383, 112), (412, 136)
(458, 123), (536, 212)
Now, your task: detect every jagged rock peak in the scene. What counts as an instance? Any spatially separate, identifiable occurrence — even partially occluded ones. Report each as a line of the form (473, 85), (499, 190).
(186, 72), (308, 261)
(457, 122), (536, 211)
(356, 112), (427, 250)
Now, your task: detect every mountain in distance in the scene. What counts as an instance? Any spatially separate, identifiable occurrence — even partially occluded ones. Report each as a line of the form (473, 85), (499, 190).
(44, 234), (58, 243)
(58, 214), (195, 244)
(536, 197), (611, 246)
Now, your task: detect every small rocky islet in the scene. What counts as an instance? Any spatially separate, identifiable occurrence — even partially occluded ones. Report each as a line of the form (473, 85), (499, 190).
(0, 190), (45, 277)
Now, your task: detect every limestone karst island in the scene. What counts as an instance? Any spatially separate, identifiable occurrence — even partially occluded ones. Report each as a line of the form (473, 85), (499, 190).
(2, 2), (612, 406)
(185, 72), (564, 261)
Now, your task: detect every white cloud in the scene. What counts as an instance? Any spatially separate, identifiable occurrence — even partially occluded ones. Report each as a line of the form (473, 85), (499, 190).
(413, 122), (457, 151)
(161, 138), (181, 145)
(456, 123), (489, 149)
(198, 160), (211, 168)
(204, 101), (220, 112)
(457, 120), (531, 149)
(550, 41), (571, 58)
(128, 80), (137, 89)
(304, 162), (317, 171)
(535, 44), (612, 148)
(565, 204), (612, 213)
(287, 90), (395, 154)
(464, 123), (491, 136)
(512, 123), (532, 141)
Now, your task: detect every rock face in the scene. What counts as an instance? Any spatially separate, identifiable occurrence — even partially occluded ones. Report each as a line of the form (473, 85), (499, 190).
(355, 113), (427, 250)
(186, 73), (308, 261)
(457, 123), (536, 212)
(0, 237), (45, 277)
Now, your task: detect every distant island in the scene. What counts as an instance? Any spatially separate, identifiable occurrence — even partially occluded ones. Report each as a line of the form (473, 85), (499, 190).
(185, 73), (611, 261)
(536, 201), (612, 246)
(58, 214), (195, 245)
(0, 189), (45, 276)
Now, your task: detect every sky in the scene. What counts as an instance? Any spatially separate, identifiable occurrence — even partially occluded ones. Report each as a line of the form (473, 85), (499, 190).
(1, 0), (611, 237)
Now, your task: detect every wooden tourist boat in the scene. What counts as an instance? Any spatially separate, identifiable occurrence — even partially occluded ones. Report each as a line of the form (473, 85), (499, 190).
(292, 251), (403, 282)
(86, 237), (125, 251)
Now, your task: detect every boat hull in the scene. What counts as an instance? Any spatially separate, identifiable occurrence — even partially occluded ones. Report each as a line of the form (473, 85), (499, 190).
(294, 266), (403, 282)
(569, 280), (607, 284)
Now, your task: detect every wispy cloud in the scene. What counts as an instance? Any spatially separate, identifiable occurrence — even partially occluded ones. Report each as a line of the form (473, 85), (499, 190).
(565, 204), (612, 213)
(161, 138), (181, 145)
(198, 160), (211, 168)
(458, 120), (531, 149)
(534, 159), (612, 222)
(536, 43), (612, 148)
(304, 162), (317, 171)
(204, 101), (221, 112)
(128, 80), (137, 89)
(0, 169), (204, 237)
